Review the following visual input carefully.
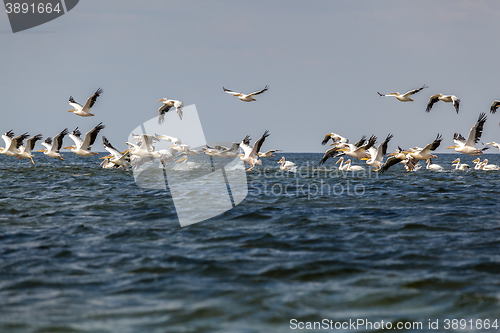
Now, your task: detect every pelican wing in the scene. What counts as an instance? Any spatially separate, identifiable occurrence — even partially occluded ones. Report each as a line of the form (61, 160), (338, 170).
(426, 94), (440, 112)
(2, 130), (14, 149)
(321, 134), (334, 145)
(82, 122), (105, 150)
(380, 156), (403, 173)
(373, 133), (393, 162)
(319, 146), (344, 165)
(453, 132), (466, 145)
(490, 100), (500, 114)
(249, 85), (269, 97)
(158, 104), (172, 124)
(26, 134), (43, 152)
(240, 135), (253, 157)
(68, 96), (83, 109)
(83, 88), (103, 110)
(451, 95), (460, 114)
(52, 128), (69, 152)
(250, 130), (270, 156)
(402, 84), (428, 97)
(421, 134), (442, 153)
(223, 87), (242, 96)
(69, 128), (84, 150)
(103, 136), (122, 158)
(466, 113), (487, 146)
(174, 100), (184, 120)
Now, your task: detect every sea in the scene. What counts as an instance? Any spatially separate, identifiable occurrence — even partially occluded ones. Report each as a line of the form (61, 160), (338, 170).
(0, 152), (499, 333)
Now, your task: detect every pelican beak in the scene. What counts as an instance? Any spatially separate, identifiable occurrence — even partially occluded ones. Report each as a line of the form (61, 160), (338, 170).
(175, 157), (187, 163)
(473, 158), (480, 163)
(446, 146), (457, 149)
(36, 149), (45, 152)
(360, 158), (369, 160)
(120, 149), (130, 154)
(156, 99), (164, 102)
(452, 159), (459, 163)
(387, 153), (395, 156)
(62, 146), (73, 149)
(337, 148), (348, 152)
(67, 109), (75, 112)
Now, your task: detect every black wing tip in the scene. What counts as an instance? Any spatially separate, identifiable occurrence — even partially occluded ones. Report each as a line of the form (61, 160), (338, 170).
(95, 87), (103, 95)
(61, 128), (69, 136)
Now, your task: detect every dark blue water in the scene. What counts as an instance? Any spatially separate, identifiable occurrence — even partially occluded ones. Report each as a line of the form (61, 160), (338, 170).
(1, 153), (500, 332)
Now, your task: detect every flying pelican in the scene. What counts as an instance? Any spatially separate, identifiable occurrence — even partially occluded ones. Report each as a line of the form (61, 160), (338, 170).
(18, 134), (43, 164)
(321, 132), (348, 145)
(0, 131), (29, 157)
(380, 147), (418, 173)
(258, 149), (281, 158)
(335, 157), (350, 171)
(364, 134), (393, 171)
(377, 84), (428, 102)
(446, 113), (488, 155)
(344, 159), (364, 171)
(211, 143), (240, 157)
(490, 100), (500, 114)
(155, 134), (182, 145)
(64, 123), (105, 156)
(338, 135), (377, 160)
(223, 85), (269, 102)
(278, 156), (297, 172)
(479, 159), (500, 170)
(156, 99), (184, 123)
(452, 158), (470, 170)
(405, 134), (442, 161)
(319, 135), (367, 165)
(426, 159), (443, 170)
(485, 142), (500, 152)
(240, 130), (270, 171)
(39, 128), (69, 160)
(68, 88), (103, 117)
(426, 93), (460, 113)
(102, 136), (131, 170)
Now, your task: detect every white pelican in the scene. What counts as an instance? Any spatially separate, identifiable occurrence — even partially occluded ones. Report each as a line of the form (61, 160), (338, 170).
(321, 132), (348, 145)
(472, 158), (483, 170)
(406, 134), (442, 161)
(102, 136), (131, 170)
(68, 88), (103, 117)
(426, 93), (460, 113)
(258, 149), (281, 158)
(485, 142), (500, 152)
(318, 135), (367, 165)
(212, 143), (240, 158)
(18, 134), (43, 164)
(240, 130), (270, 171)
(338, 135), (377, 160)
(452, 158), (470, 170)
(64, 123), (105, 156)
(1, 131), (28, 157)
(479, 159), (500, 170)
(426, 159), (443, 170)
(278, 156), (297, 172)
(335, 157), (350, 171)
(446, 113), (487, 156)
(490, 100), (500, 114)
(344, 159), (364, 171)
(377, 84), (428, 102)
(380, 147), (418, 173)
(364, 134), (393, 171)
(155, 134), (182, 145)
(172, 156), (201, 171)
(40, 128), (69, 160)
(156, 99), (184, 123)
(223, 85), (269, 102)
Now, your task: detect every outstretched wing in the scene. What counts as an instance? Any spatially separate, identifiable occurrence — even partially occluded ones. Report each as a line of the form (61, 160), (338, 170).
(319, 146), (343, 165)
(249, 85), (269, 97)
(452, 96), (460, 114)
(223, 87), (242, 96)
(53, 128), (69, 152)
(466, 113), (487, 146)
(250, 130), (270, 156)
(82, 122), (105, 150)
(403, 84), (428, 97)
(426, 94), (440, 112)
(69, 96), (83, 109)
(83, 88), (103, 110)
(490, 100), (500, 114)
(421, 133), (442, 153)
(158, 104), (173, 124)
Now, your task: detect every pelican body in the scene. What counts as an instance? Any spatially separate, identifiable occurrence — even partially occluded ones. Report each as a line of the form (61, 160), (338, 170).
(223, 85), (269, 102)
(68, 88), (103, 117)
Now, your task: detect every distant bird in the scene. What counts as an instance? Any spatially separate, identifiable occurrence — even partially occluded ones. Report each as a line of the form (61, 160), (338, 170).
(1, 131), (29, 157)
(338, 135), (377, 160)
(18, 134), (43, 164)
(102, 136), (130, 170)
(278, 156), (297, 172)
(452, 158), (470, 170)
(68, 88), (103, 117)
(223, 85), (269, 102)
(240, 130), (270, 171)
(156, 99), (184, 123)
(64, 123), (105, 156)
(155, 134), (182, 145)
(490, 100), (500, 114)
(426, 93), (460, 113)
(258, 149), (281, 158)
(447, 113), (488, 156)
(426, 159), (443, 170)
(364, 134), (393, 171)
(485, 142), (500, 152)
(319, 135), (367, 165)
(39, 128), (69, 160)
(405, 134), (442, 161)
(321, 132), (348, 145)
(377, 84), (428, 102)
(344, 159), (364, 171)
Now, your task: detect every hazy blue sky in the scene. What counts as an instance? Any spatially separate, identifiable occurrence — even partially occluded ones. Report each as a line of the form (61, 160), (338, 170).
(1, 1), (500, 152)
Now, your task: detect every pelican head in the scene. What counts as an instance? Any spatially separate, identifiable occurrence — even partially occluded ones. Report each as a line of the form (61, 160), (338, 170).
(278, 157), (285, 164)
(472, 158), (480, 163)
(156, 98), (167, 102)
(335, 157), (344, 164)
(452, 158), (460, 164)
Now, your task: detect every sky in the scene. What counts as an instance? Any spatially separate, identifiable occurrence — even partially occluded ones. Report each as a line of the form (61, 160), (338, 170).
(1, 0), (500, 153)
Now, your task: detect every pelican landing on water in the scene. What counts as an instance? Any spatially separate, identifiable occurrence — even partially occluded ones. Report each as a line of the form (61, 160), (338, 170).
(240, 130), (270, 172)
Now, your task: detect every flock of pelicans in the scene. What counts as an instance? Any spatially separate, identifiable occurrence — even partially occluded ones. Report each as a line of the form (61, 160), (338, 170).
(1, 84), (500, 173)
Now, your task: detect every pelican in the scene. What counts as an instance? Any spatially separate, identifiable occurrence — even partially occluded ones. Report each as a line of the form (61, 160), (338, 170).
(212, 143), (240, 157)
(404, 134), (442, 162)
(319, 135), (368, 165)
(472, 158), (483, 170)
(40, 128), (69, 160)
(278, 156), (297, 172)
(335, 157), (350, 171)
(156, 99), (184, 123)
(1, 131), (28, 157)
(102, 136), (130, 170)
(68, 88), (103, 117)
(485, 142), (500, 152)
(426, 93), (460, 113)
(479, 159), (500, 170)
(452, 158), (470, 170)
(447, 113), (488, 155)
(155, 134), (182, 145)
(64, 123), (105, 156)
(377, 84), (428, 102)
(240, 130), (270, 171)
(380, 147), (418, 173)
(258, 149), (281, 158)
(364, 134), (393, 171)
(426, 159), (443, 170)
(223, 85), (269, 102)
(18, 134), (43, 164)
(321, 132), (348, 145)
(344, 159), (364, 171)
(490, 100), (500, 114)
(338, 135), (377, 160)
(172, 156), (201, 171)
